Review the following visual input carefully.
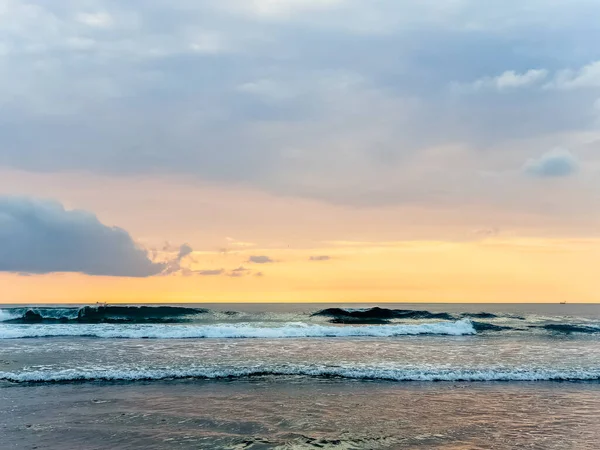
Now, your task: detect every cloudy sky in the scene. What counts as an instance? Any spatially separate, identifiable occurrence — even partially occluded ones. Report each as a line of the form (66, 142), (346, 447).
(1, 0), (600, 303)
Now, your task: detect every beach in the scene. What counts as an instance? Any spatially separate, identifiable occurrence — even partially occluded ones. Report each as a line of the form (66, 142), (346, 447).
(3, 379), (600, 449)
(1, 303), (600, 449)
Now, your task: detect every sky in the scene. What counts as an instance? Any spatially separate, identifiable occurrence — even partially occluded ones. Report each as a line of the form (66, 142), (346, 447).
(1, 0), (600, 303)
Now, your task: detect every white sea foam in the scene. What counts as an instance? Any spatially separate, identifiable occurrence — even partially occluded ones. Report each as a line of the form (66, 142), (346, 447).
(0, 310), (20, 322)
(0, 319), (476, 339)
(0, 308), (81, 321)
(2, 365), (599, 383)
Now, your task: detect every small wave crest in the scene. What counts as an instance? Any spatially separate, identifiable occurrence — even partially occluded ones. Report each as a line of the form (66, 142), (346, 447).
(471, 321), (512, 332)
(537, 324), (600, 334)
(2, 365), (599, 383)
(461, 312), (499, 319)
(0, 319), (476, 339)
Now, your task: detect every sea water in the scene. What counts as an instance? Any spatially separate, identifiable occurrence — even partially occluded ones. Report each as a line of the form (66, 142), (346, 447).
(1, 303), (599, 448)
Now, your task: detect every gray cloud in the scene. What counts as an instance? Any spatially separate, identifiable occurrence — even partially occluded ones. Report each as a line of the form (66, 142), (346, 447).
(309, 255), (331, 261)
(227, 271), (244, 278)
(180, 268), (225, 277)
(178, 244), (193, 260)
(0, 1), (599, 212)
(0, 196), (164, 277)
(248, 255), (274, 264)
(196, 269), (224, 276)
(226, 266), (252, 277)
(524, 149), (579, 177)
(162, 243), (195, 275)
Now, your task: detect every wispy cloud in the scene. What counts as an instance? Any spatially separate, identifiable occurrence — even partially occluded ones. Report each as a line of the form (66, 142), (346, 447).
(75, 11), (114, 28)
(456, 69), (548, 92)
(248, 255), (274, 264)
(162, 243), (196, 275)
(225, 237), (256, 247)
(546, 61), (600, 90)
(227, 266), (251, 277)
(309, 255), (331, 261)
(196, 269), (224, 276)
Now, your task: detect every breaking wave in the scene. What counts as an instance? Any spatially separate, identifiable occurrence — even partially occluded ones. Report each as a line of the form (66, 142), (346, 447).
(0, 320), (476, 339)
(0, 310), (20, 322)
(0, 305), (208, 324)
(312, 307), (455, 322)
(2, 306), (599, 337)
(471, 321), (512, 332)
(2, 365), (599, 384)
(461, 312), (499, 319)
(310, 307), (523, 324)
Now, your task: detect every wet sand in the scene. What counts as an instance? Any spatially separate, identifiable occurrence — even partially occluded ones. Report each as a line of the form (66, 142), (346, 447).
(2, 378), (600, 449)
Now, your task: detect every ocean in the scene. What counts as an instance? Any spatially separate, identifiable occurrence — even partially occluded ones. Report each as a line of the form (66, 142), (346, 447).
(1, 303), (600, 449)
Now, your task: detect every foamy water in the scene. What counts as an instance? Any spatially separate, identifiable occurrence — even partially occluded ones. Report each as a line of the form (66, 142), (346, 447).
(3, 366), (600, 383)
(0, 319), (475, 339)
(1, 303), (599, 387)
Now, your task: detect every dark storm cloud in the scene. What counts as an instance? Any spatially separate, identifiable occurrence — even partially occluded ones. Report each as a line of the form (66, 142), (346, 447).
(0, 196), (165, 277)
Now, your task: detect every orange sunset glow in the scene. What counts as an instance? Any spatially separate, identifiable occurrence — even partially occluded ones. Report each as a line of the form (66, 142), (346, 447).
(2, 171), (599, 304)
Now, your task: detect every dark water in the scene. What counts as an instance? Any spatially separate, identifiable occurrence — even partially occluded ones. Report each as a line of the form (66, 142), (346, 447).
(1, 303), (600, 448)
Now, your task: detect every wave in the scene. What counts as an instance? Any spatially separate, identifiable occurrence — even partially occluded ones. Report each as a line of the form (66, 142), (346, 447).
(461, 312), (499, 319)
(2, 365), (599, 383)
(537, 324), (600, 334)
(3, 306), (598, 337)
(0, 305), (208, 324)
(471, 321), (513, 332)
(327, 317), (391, 324)
(312, 307), (455, 322)
(0, 310), (20, 322)
(0, 320), (476, 339)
